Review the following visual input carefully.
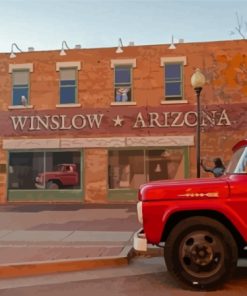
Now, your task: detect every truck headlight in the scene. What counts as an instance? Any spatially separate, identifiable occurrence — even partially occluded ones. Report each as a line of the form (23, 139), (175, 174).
(137, 201), (143, 224)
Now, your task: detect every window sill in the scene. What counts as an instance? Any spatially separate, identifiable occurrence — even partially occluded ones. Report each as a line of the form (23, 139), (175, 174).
(56, 103), (81, 108)
(8, 105), (34, 110)
(111, 102), (137, 106)
(161, 100), (188, 105)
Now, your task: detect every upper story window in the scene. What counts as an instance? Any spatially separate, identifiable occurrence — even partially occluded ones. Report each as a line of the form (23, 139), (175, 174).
(12, 70), (29, 106)
(165, 63), (183, 100)
(60, 68), (77, 104)
(56, 61), (81, 107)
(114, 65), (132, 102)
(160, 56), (187, 103)
(111, 59), (136, 105)
(8, 63), (33, 108)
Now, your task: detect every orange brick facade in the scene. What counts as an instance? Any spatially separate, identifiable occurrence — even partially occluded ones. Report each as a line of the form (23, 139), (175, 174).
(0, 39), (246, 203)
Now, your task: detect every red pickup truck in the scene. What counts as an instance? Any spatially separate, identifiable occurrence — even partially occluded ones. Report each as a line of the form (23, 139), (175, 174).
(35, 163), (79, 189)
(134, 139), (247, 290)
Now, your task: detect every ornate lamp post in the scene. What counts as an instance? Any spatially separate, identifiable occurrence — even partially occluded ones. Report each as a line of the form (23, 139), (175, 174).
(191, 68), (206, 178)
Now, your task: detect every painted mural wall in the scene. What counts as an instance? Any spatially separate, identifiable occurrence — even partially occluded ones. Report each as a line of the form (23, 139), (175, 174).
(0, 39), (246, 202)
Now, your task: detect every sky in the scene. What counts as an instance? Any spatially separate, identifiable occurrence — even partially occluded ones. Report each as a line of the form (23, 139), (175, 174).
(0, 0), (246, 53)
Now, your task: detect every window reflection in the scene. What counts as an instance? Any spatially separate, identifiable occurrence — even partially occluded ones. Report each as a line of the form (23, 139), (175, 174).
(8, 151), (81, 190)
(108, 148), (185, 190)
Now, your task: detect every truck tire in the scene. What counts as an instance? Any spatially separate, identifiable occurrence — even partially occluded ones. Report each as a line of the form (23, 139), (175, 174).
(164, 216), (238, 290)
(46, 181), (60, 189)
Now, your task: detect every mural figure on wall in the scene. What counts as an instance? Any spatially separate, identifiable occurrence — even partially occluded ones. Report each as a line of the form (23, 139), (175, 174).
(115, 87), (130, 102)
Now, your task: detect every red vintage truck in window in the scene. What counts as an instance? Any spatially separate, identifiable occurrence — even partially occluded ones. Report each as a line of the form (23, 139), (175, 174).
(134, 139), (247, 290)
(35, 163), (79, 189)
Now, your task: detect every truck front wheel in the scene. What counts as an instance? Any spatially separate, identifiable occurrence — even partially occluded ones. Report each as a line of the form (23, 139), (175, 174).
(46, 181), (60, 189)
(164, 217), (238, 290)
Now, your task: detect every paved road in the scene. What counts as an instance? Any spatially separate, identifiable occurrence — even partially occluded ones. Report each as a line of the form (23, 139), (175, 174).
(1, 257), (247, 296)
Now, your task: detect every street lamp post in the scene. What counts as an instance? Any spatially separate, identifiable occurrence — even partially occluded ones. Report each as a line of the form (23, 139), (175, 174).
(191, 68), (206, 178)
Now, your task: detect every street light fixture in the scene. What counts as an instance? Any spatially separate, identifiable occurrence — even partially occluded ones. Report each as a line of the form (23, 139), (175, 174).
(10, 43), (22, 58)
(60, 40), (70, 56)
(191, 68), (206, 178)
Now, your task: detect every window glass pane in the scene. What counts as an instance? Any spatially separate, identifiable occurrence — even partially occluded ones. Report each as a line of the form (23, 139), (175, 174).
(45, 151), (81, 189)
(115, 67), (131, 83)
(60, 86), (76, 104)
(13, 71), (29, 85)
(60, 68), (76, 104)
(9, 152), (44, 189)
(108, 150), (144, 189)
(115, 87), (131, 102)
(165, 82), (181, 96)
(165, 64), (181, 81)
(8, 151), (81, 190)
(60, 69), (76, 80)
(13, 87), (28, 105)
(146, 149), (184, 181)
(108, 148), (186, 190)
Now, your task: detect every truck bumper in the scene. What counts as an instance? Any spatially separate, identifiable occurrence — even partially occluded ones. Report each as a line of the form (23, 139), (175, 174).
(35, 182), (45, 189)
(133, 228), (147, 252)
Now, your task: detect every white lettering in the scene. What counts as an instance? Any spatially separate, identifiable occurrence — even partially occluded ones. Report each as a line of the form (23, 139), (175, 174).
(162, 112), (170, 127)
(133, 112), (146, 128)
(149, 112), (162, 127)
(50, 115), (60, 130)
(184, 112), (197, 127)
(29, 116), (36, 130)
(72, 115), (86, 129)
(36, 116), (50, 130)
(60, 115), (72, 130)
(10, 116), (28, 130)
(201, 111), (216, 127)
(86, 114), (104, 128)
(217, 109), (231, 126)
(171, 112), (184, 127)
(9, 109), (232, 132)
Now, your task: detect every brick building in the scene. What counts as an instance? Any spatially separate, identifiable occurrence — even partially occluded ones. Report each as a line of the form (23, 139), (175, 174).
(0, 39), (246, 204)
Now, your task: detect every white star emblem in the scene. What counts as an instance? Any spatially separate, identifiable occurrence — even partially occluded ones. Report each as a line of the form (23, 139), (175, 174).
(112, 115), (124, 127)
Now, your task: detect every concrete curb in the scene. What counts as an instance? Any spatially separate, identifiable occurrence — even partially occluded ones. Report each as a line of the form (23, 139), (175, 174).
(0, 245), (134, 279)
(133, 246), (163, 258)
(0, 244), (162, 279)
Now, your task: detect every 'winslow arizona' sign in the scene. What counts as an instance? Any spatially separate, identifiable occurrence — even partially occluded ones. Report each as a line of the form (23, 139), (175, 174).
(10, 109), (231, 131)
(2, 103), (246, 136)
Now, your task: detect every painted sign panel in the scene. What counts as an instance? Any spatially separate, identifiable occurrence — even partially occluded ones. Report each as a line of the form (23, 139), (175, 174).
(2, 103), (246, 137)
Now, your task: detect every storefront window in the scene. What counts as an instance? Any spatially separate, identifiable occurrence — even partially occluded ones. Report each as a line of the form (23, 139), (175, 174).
(146, 149), (184, 181)
(109, 150), (144, 189)
(8, 151), (81, 190)
(108, 148), (185, 190)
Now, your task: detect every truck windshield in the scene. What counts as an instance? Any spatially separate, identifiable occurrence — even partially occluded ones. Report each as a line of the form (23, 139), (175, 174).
(225, 147), (247, 174)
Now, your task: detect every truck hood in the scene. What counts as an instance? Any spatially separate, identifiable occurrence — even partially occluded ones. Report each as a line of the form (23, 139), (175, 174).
(140, 176), (229, 201)
(38, 171), (67, 178)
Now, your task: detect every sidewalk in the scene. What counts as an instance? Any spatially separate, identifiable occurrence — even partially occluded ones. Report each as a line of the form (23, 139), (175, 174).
(0, 203), (141, 278)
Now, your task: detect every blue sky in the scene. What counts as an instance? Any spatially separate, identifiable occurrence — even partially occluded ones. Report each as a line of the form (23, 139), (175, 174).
(0, 0), (246, 53)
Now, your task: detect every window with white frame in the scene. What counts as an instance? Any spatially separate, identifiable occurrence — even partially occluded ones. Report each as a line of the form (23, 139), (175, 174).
(59, 67), (77, 104)
(12, 69), (30, 106)
(114, 65), (132, 102)
(161, 56), (187, 101)
(165, 63), (183, 100)
(111, 59), (136, 104)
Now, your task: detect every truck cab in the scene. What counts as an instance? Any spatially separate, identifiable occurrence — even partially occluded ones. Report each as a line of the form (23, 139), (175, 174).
(35, 163), (79, 189)
(134, 139), (247, 290)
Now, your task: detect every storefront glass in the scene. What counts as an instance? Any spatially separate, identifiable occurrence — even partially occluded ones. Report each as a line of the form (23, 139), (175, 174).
(8, 151), (81, 190)
(108, 148), (186, 190)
